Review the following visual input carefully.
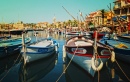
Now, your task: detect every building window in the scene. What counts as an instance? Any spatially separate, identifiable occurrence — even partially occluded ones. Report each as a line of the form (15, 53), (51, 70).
(118, 3), (121, 8)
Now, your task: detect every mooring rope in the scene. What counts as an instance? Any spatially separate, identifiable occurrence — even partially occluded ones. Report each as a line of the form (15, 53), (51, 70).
(115, 60), (130, 81)
(104, 46), (129, 81)
(92, 44), (102, 82)
(56, 45), (79, 82)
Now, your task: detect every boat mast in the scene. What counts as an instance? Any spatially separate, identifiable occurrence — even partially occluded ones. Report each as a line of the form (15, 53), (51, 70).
(107, 4), (129, 34)
(62, 6), (77, 21)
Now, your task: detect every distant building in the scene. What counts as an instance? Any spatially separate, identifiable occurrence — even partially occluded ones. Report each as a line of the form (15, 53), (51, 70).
(13, 21), (24, 29)
(36, 22), (49, 28)
(86, 10), (114, 27)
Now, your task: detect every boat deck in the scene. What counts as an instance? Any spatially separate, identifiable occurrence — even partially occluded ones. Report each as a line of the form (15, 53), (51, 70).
(30, 40), (52, 47)
(106, 40), (130, 49)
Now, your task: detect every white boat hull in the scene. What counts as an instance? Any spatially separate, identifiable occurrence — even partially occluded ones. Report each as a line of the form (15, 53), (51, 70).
(25, 50), (55, 63)
(67, 52), (108, 77)
(21, 38), (58, 63)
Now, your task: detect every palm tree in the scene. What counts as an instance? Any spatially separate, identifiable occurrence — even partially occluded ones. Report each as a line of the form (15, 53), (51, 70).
(100, 9), (108, 26)
(73, 20), (78, 27)
(57, 22), (61, 28)
(68, 20), (72, 27)
(63, 21), (66, 28)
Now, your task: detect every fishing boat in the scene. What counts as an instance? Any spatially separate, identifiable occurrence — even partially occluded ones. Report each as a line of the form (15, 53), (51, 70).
(0, 36), (31, 58)
(0, 36), (11, 41)
(117, 35), (130, 43)
(19, 53), (58, 82)
(66, 31), (81, 35)
(21, 33), (59, 63)
(64, 32), (114, 77)
(89, 31), (105, 40)
(65, 56), (112, 82)
(100, 33), (130, 63)
(65, 31), (90, 38)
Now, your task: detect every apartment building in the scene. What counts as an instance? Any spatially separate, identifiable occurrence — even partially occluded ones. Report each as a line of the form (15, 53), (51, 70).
(113, 0), (130, 24)
(86, 10), (112, 27)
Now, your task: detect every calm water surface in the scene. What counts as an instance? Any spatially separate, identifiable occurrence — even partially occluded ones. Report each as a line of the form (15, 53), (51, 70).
(0, 31), (129, 82)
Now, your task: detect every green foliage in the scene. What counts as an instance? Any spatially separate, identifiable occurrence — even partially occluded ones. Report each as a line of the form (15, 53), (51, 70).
(101, 9), (105, 18)
(88, 22), (93, 26)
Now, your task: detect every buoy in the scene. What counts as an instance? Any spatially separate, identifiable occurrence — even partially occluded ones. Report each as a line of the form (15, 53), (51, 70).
(111, 51), (115, 62)
(91, 57), (103, 71)
(55, 46), (58, 52)
(57, 43), (59, 48)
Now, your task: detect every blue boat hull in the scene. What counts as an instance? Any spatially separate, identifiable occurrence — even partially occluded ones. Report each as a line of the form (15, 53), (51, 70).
(21, 38), (59, 63)
(100, 38), (130, 63)
(0, 45), (20, 58)
(0, 37), (31, 58)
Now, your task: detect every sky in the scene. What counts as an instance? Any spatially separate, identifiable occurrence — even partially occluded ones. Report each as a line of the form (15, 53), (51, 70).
(0, 0), (114, 23)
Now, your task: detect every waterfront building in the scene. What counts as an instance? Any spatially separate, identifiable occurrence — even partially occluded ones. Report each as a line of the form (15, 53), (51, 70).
(36, 22), (48, 28)
(86, 11), (111, 27)
(113, 0), (130, 26)
(13, 21), (24, 29)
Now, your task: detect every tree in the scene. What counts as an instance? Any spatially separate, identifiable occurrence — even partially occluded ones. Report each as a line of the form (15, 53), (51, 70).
(68, 20), (72, 27)
(88, 21), (93, 26)
(100, 9), (108, 25)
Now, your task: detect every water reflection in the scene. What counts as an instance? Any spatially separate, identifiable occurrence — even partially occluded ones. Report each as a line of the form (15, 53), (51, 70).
(0, 53), (22, 82)
(108, 59), (130, 82)
(19, 52), (58, 82)
(0, 31), (128, 82)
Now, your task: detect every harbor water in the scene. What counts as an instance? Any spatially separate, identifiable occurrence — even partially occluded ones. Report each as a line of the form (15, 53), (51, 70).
(0, 31), (129, 82)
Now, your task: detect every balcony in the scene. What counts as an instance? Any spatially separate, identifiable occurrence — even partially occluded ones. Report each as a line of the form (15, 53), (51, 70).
(114, 5), (119, 9)
(121, 1), (126, 7)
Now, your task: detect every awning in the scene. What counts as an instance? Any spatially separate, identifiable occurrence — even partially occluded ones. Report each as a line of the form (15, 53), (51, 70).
(120, 16), (127, 20)
(112, 16), (127, 22)
(112, 17), (117, 21)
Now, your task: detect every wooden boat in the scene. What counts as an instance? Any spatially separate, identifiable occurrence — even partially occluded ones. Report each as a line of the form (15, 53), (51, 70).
(19, 53), (58, 82)
(0, 29), (28, 35)
(0, 36), (11, 41)
(89, 31), (105, 39)
(65, 31), (90, 38)
(64, 33), (114, 77)
(66, 31), (81, 35)
(0, 36), (31, 58)
(65, 56), (112, 82)
(100, 33), (130, 63)
(117, 35), (130, 43)
(21, 34), (59, 63)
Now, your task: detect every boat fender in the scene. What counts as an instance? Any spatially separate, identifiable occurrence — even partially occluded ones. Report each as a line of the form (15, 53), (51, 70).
(57, 43), (59, 48)
(63, 45), (66, 56)
(111, 51), (115, 62)
(62, 45), (66, 63)
(55, 46), (58, 52)
(91, 57), (103, 71)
